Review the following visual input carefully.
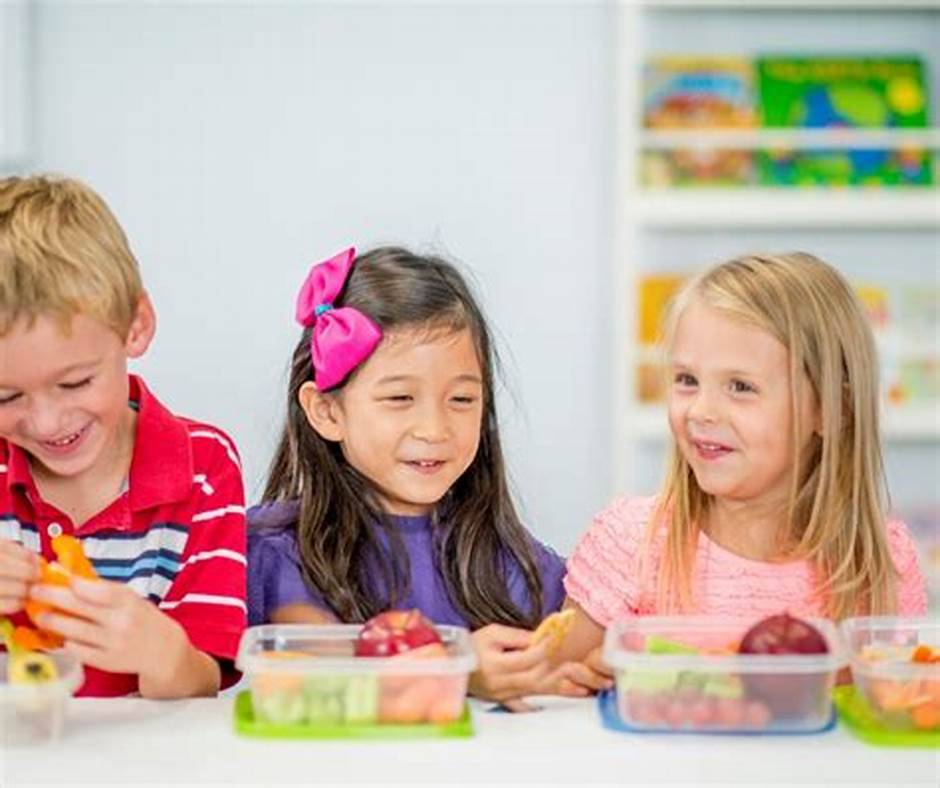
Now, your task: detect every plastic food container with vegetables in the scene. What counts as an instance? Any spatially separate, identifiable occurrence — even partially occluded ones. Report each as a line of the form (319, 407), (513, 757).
(602, 613), (845, 734)
(234, 609), (477, 739)
(838, 616), (939, 741)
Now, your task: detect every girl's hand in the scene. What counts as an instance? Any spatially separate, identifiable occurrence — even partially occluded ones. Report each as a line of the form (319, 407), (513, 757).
(550, 600), (606, 664)
(545, 645), (614, 697)
(29, 576), (218, 696)
(0, 540), (39, 615)
(468, 623), (554, 704)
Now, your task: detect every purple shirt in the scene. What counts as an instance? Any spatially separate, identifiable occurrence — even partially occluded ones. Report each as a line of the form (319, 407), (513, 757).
(247, 500), (566, 628)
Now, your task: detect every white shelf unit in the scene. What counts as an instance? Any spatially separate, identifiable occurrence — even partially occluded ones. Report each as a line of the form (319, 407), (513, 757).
(613, 0), (940, 498)
(642, 128), (940, 150)
(636, 189), (940, 229)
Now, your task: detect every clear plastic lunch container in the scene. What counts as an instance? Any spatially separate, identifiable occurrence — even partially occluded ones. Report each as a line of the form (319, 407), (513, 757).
(0, 651), (83, 746)
(841, 616), (939, 733)
(235, 624), (477, 729)
(603, 617), (845, 734)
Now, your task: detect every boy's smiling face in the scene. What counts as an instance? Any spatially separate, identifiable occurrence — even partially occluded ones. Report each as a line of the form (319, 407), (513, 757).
(0, 301), (154, 486)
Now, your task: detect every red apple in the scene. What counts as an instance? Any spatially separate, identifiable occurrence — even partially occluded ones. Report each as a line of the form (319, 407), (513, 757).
(739, 613), (829, 656)
(355, 609), (443, 658)
(738, 613), (829, 718)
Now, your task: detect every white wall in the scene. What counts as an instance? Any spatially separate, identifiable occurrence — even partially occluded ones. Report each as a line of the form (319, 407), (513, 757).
(22, 1), (614, 553)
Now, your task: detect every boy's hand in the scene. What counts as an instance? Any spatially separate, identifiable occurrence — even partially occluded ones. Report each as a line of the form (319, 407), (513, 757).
(0, 541), (40, 615)
(468, 623), (554, 704)
(28, 576), (192, 684)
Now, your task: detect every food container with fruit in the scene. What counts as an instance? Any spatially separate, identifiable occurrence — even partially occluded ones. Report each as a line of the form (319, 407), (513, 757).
(234, 610), (477, 739)
(0, 643), (83, 746)
(838, 616), (939, 743)
(602, 614), (845, 734)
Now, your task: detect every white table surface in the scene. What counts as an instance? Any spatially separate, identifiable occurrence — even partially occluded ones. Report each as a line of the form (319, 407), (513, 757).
(2, 693), (937, 786)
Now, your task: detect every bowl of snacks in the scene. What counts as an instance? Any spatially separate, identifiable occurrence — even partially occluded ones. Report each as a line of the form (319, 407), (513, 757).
(841, 617), (938, 733)
(0, 621), (84, 746)
(234, 609), (477, 738)
(602, 613), (845, 734)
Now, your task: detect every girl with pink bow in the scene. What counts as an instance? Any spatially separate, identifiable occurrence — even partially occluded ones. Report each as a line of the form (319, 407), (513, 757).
(247, 246), (609, 708)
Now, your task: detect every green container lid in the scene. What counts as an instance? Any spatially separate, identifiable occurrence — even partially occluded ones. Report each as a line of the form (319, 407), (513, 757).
(232, 691), (474, 740)
(833, 686), (939, 749)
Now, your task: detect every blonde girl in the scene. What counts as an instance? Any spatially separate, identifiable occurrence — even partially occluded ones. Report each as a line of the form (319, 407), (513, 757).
(557, 252), (926, 664)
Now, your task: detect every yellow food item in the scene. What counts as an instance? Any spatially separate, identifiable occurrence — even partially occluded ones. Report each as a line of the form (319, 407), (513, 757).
(0, 618), (60, 684)
(532, 609), (576, 654)
(8, 651), (59, 684)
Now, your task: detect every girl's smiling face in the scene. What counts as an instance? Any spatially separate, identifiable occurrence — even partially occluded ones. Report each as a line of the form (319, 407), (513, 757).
(667, 299), (820, 510)
(300, 326), (484, 516)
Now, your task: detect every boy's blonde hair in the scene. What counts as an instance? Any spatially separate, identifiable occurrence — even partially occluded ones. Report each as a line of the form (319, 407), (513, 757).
(0, 175), (143, 338)
(652, 252), (895, 620)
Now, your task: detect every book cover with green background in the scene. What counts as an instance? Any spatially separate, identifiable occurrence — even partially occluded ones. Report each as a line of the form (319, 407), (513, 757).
(757, 56), (933, 186)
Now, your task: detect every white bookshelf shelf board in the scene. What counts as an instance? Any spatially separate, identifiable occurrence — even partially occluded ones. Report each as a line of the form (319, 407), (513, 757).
(633, 189), (940, 229)
(641, 129), (940, 151)
(636, 1), (940, 10)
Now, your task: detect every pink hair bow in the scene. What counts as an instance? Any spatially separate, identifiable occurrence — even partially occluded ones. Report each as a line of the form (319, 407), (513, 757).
(295, 246), (382, 390)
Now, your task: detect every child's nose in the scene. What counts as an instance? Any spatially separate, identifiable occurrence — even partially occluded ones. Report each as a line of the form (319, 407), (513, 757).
(687, 386), (719, 424)
(411, 403), (448, 442)
(26, 398), (66, 438)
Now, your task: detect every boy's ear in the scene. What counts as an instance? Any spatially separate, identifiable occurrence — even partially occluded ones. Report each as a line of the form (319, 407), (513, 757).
(125, 292), (157, 358)
(298, 381), (345, 442)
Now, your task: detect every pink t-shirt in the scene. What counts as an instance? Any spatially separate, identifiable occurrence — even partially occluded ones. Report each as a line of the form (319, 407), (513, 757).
(564, 496), (927, 625)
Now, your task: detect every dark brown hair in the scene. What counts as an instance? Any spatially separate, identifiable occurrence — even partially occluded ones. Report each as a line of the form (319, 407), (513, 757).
(261, 246), (544, 628)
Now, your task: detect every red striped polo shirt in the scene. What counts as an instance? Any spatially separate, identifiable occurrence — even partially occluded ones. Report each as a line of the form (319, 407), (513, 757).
(0, 375), (247, 696)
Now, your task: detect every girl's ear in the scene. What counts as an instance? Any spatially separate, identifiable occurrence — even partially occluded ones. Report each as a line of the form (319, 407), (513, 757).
(298, 381), (345, 442)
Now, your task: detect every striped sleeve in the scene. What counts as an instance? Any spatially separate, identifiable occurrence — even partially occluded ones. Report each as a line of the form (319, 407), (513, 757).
(158, 426), (247, 662)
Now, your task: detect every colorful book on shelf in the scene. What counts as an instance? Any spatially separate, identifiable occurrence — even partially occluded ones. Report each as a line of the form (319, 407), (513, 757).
(641, 149), (754, 188)
(637, 273), (687, 345)
(855, 281), (939, 406)
(635, 274), (687, 402)
(756, 56), (933, 187)
(644, 56), (757, 129)
(884, 358), (939, 406)
(855, 284), (891, 333)
(642, 56), (756, 187)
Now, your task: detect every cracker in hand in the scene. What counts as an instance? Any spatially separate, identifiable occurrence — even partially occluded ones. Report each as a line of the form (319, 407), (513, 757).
(531, 609), (575, 654)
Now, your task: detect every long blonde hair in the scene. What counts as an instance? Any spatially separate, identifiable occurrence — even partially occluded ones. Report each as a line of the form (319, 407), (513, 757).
(652, 252), (895, 620)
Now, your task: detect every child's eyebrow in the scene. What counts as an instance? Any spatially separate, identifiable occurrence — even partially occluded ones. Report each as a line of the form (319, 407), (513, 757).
(0, 361), (99, 391)
(56, 361), (100, 376)
(669, 359), (760, 378)
(373, 373), (483, 386)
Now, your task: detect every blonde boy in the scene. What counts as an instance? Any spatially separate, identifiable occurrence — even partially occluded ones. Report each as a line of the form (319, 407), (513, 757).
(0, 175), (246, 697)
